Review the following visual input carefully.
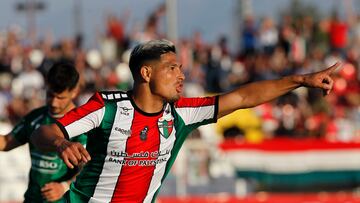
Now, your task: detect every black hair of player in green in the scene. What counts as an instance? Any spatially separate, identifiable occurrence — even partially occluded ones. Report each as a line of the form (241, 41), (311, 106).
(46, 62), (80, 93)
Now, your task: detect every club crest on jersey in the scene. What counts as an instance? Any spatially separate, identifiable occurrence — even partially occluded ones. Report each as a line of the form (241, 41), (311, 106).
(158, 116), (174, 139)
(140, 126), (148, 141)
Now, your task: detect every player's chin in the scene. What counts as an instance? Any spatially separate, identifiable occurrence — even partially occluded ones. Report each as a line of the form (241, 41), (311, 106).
(166, 94), (181, 103)
(49, 108), (60, 115)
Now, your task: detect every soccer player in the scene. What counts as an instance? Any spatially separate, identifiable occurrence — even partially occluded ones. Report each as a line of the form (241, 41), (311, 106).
(31, 39), (339, 203)
(0, 62), (87, 202)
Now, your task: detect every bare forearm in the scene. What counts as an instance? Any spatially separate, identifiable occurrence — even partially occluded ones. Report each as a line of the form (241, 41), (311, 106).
(218, 75), (304, 117)
(237, 75), (304, 107)
(31, 124), (65, 152)
(32, 124), (91, 169)
(218, 63), (339, 118)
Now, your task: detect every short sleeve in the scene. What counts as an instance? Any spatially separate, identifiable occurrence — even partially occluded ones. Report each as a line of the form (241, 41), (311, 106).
(174, 95), (219, 128)
(11, 118), (31, 144)
(57, 92), (105, 140)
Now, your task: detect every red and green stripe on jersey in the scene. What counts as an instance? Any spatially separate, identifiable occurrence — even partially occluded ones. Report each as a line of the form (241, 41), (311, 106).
(57, 91), (218, 203)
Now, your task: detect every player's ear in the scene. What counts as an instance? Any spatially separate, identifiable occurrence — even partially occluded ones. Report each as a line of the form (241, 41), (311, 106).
(140, 65), (152, 83)
(70, 84), (80, 99)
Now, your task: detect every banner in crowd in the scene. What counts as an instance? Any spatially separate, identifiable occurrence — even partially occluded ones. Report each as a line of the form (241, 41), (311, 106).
(219, 138), (360, 191)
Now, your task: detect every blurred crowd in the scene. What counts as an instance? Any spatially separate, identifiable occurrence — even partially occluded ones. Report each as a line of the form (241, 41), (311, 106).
(0, 5), (359, 143)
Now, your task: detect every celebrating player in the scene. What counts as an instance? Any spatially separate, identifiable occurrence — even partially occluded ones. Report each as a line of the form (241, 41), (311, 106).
(31, 39), (339, 202)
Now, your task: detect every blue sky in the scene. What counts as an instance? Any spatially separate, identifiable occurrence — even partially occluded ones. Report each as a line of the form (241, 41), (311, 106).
(0, 0), (355, 49)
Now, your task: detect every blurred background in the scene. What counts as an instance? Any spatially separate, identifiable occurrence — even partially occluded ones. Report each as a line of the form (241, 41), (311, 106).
(0, 0), (360, 202)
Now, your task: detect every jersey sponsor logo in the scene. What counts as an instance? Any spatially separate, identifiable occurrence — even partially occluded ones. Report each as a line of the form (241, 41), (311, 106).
(119, 106), (132, 116)
(114, 127), (132, 136)
(108, 150), (170, 166)
(158, 117), (174, 138)
(31, 152), (60, 173)
(108, 157), (168, 166)
(32, 159), (59, 169)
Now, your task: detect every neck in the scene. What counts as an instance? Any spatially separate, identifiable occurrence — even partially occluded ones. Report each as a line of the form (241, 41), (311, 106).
(51, 113), (64, 118)
(131, 84), (164, 114)
(49, 102), (76, 118)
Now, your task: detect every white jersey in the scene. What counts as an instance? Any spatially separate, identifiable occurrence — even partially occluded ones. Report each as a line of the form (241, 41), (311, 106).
(57, 91), (218, 203)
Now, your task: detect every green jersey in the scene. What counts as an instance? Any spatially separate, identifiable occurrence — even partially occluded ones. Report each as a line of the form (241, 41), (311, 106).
(11, 106), (87, 203)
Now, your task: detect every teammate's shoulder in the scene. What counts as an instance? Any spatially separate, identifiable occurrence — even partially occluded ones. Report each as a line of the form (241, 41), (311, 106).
(26, 106), (48, 117)
(22, 106), (48, 121)
(98, 90), (130, 101)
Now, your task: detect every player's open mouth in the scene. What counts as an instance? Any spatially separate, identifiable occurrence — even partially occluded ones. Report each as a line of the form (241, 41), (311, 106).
(176, 84), (183, 93)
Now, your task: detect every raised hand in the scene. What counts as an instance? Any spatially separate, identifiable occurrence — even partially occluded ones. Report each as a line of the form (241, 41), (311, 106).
(302, 62), (341, 95)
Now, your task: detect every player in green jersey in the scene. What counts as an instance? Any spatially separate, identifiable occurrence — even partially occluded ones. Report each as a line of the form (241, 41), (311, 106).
(0, 62), (87, 203)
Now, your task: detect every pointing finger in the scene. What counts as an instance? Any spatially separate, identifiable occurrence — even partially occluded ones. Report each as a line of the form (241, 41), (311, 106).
(325, 62), (342, 74)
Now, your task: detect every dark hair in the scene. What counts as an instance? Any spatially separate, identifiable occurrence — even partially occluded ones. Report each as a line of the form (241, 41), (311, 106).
(46, 62), (79, 93)
(129, 39), (176, 79)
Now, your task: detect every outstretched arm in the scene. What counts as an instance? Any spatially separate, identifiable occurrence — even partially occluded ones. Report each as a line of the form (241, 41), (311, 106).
(31, 124), (91, 169)
(218, 63), (340, 118)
